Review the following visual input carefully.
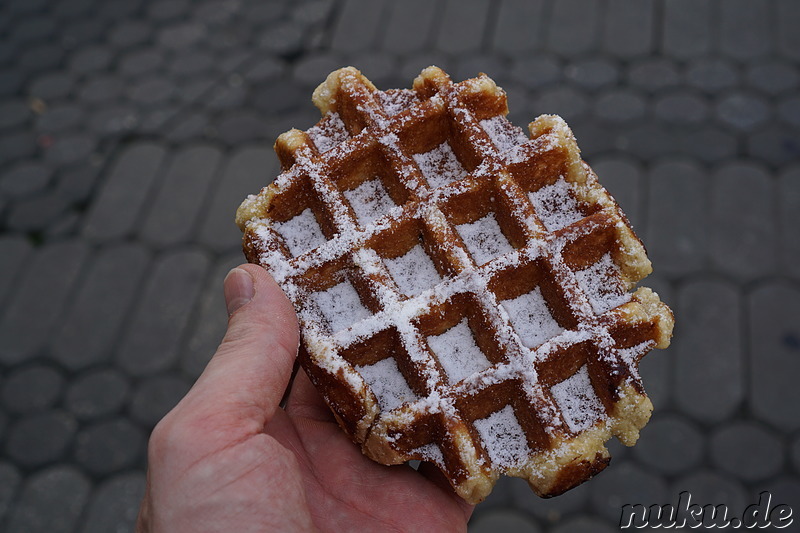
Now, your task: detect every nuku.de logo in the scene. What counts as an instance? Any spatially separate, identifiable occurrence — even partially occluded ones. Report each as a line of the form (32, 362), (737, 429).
(620, 491), (793, 529)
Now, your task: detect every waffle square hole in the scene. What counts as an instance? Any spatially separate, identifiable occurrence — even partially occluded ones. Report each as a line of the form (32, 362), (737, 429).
(574, 252), (629, 315)
(550, 365), (605, 433)
(456, 213), (514, 265)
(501, 287), (564, 349)
(427, 318), (492, 385)
(343, 178), (396, 226)
(473, 404), (530, 468)
(311, 279), (372, 333)
(307, 112), (350, 153)
(274, 208), (327, 258)
(479, 115), (528, 153)
(412, 141), (468, 189)
(355, 357), (418, 412)
(384, 244), (441, 297)
(527, 177), (585, 232)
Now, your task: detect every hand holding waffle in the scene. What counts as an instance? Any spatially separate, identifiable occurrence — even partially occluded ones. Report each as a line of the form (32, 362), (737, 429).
(137, 265), (473, 532)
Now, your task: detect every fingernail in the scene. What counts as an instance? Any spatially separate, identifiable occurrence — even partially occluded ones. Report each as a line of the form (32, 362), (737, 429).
(224, 268), (254, 316)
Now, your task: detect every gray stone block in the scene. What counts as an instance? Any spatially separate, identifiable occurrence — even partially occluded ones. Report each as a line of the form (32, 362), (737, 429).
(674, 280), (743, 422)
(5, 411), (77, 468)
(5, 465), (90, 533)
(510, 56), (562, 90)
(778, 96), (800, 128)
(686, 58), (739, 94)
(130, 374), (191, 426)
(513, 473), (589, 524)
(492, 0), (545, 53)
(711, 421), (783, 482)
(78, 75), (124, 104)
(383, 0), (438, 54)
(602, 0), (654, 58)
(0, 99), (30, 131)
(157, 22), (206, 49)
(116, 249), (210, 376)
(670, 470), (747, 514)
(679, 126), (737, 164)
(83, 142), (167, 242)
(127, 77), (177, 105)
(532, 86), (588, 122)
(27, 72), (75, 100)
(87, 105), (139, 135)
(68, 45), (112, 75)
(18, 44), (63, 73)
(632, 414), (703, 475)
(44, 134), (97, 167)
(108, 20), (152, 48)
(468, 508), (540, 533)
(565, 58), (618, 91)
(35, 104), (83, 134)
(767, 477), (800, 516)
(747, 125), (800, 167)
(79, 472), (146, 533)
(435, 0), (491, 54)
(591, 157), (642, 231)
(710, 162), (776, 278)
(749, 282), (800, 431)
(0, 161), (52, 197)
(331, 0), (386, 52)
(0, 462), (21, 525)
(51, 243), (150, 370)
(589, 460), (667, 522)
(777, 0), (800, 60)
(593, 89), (646, 123)
(662, 0), (711, 59)
(119, 47), (164, 78)
(140, 144), (222, 247)
(715, 93), (771, 131)
(793, 437), (800, 473)
(197, 146), (279, 251)
(168, 50), (214, 77)
(645, 160), (708, 275)
(0, 131), (37, 165)
(65, 368), (131, 421)
(546, 0), (601, 56)
(1, 364), (64, 414)
(0, 240), (89, 365)
(654, 92), (709, 125)
(0, 236), (32, 307)
(719, 0), (771, 60)
(626, 58), (679, 93)
(779, 167), (800, 277)
(74, 419), (145, 476)
(6, 191), (70, 233)
(349, 52), (402, 88)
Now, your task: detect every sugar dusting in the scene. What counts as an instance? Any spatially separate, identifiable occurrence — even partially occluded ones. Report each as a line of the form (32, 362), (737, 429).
(379, 89), (418, 117)
(412, 142), (467, 189)
(501, 287), (564, 348)
(384, 244), (441, 297)
(307, 112), (350, 153)
(528, 177), (584, 232)
(473, 404), (530, 468)
(343, 178), (395, 226)
(428, 319), (492, 384)
(574, 253), (630, 314)
(312, 280), (372, 333)
(550, 365), (605, 432)
(274, 208), (327, 257)
(457, 214), (514, 265)
(356, 357), (417, 411)
(480, 115), (528, 153)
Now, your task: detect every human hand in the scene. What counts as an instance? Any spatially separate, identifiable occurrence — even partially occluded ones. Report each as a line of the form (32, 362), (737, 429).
(137, 264), (474, 532)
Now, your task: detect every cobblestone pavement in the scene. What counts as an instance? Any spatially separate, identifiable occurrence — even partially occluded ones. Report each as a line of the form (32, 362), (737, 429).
(1, 0), (799, 531)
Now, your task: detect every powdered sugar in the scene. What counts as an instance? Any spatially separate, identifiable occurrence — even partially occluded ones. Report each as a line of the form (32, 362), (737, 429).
(274, 208), (327, 257)
(501, 287), (564, 348)
(528, 177), (584, 232)
(343, 178), (396, 226)
(550, 365), (605, 432)
(574, 253), (630, 314)
(412, 142), (467, 189)
(307, 112), (350, 153)
(428, 319), (492, 384)
(356, 357), (417, 411)
(384, 244), (441, 297)
(411, 442), (444, 465)
(457, 214), (514, 265)
(312, 280), (371, 333)
(379, 89), (418, 117)
(480, 115), (528, 153)
(473, 404), (529, 468)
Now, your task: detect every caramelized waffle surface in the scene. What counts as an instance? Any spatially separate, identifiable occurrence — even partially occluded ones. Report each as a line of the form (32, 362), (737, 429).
(236, 66), (674, 504)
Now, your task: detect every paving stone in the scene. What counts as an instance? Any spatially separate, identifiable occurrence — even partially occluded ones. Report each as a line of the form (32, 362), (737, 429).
(674, 280), (743, 423)
(793, 437), (800, 474)
(380, 0), (436, 53)
(216, 110), (269, 145)
(513, 473), (589, 524)
(670, 470), (748, 515)
(140, 144), (222, 247)
(108, 19), (152, 47)
(0, 71), (24, 97)
(60, 18), (107, 49)
(8, 17), (56, 45)
(78, 75), (124, 104)
(778, 96), (800, 129)
(765, 477), (800, 516)
(52, 0), (94, 19)
(632, 414), (703, 475)
(589, 461), (667, 522)
(241, 1), (285, 27)
(116, 249), (210, 376)
(686, 58), (739, 94)
(602, 0), (654, 58)
(532, 86), (588, 122)
(83, 142), (167, 241)
(0, 462), (22, 525)
(564, 58), (618, 91)
(243, 56), (285, 84)
(5, 411), (77, 468)
(646, 160), (708, 275)
(749, 282), (800, 431)
(119, 47), (164, 77)
(436, 0), (492, 54)
(1, 364), (64, 414)
(257, 20), (306, 57)
(5, 465), (90, 533)
(349, 52), (402, 88)
(165, 112), (210, 142)
(34, 103), (82, 133)
(0, 131), (37, 166)
(197, 146), (279, 250)
(65, 368), (130, 421)
(127, 77), (177, 105)
(679, 126), (738, 164)
(510, 56), (562, 89)
(148, 0), (189, 21)
(74, 419), (145, 475)
(54, 161), (103, 205)
(44, 134), (97, 167)
(178, 76), (216, 105)
(137, 107), (180, 134)
(489, 0), (543, 53)
(550, 516), (616, 533)
(662, 0), (711, 59)
(778, 167), (800, 277)
(747, 125), (800, 167)
(6, 191), (71, 232)
(131, 374), (191, 426)
(27, 71), (75, 100)
(205, 82), (247, 111)
(710, 162), (776, 278)
(777, 0), (800, 60)
(590, 158), (640, 230)
(637, 341), (671, 410)
(88, 105), (140, 135)
(654, 91), (708, 125)
(0, 99), (30, 131)
(68, 45), (112, 74)
(0, 240), (88, 365)
(711, 421), (783, 482)
(593, 89), (646, 123)
(0, 161), (52, 197)
(51, 243), (150, 370)
(715, 93), (770, 131)
(468, 508), (540, 533)
(0, 236), (32, 307)
(158, 21), (206, 49)
(168, 50), (214, 77)
(18, 44), (63, 73)
(79, 471), (145, 533)
(719, 0), (770, 61)
(331, 0), (386, 52)
(546, 0), (600, 56)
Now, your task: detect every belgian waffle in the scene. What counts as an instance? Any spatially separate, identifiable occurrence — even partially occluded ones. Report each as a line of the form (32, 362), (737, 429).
(236, 66), (674, 504)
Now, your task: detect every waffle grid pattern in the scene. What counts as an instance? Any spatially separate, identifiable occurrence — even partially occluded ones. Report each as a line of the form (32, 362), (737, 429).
(237, 67), (673, 503)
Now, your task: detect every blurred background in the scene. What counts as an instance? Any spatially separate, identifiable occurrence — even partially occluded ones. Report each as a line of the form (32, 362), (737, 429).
(0, 0), (798, 531)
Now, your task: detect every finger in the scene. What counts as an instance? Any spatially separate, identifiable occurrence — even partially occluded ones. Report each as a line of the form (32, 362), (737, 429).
(182, 264), (299, 424)
(284, 367), (335, 422)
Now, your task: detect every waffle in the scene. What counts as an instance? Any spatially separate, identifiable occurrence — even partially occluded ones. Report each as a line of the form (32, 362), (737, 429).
(236, 66), (674, 504)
